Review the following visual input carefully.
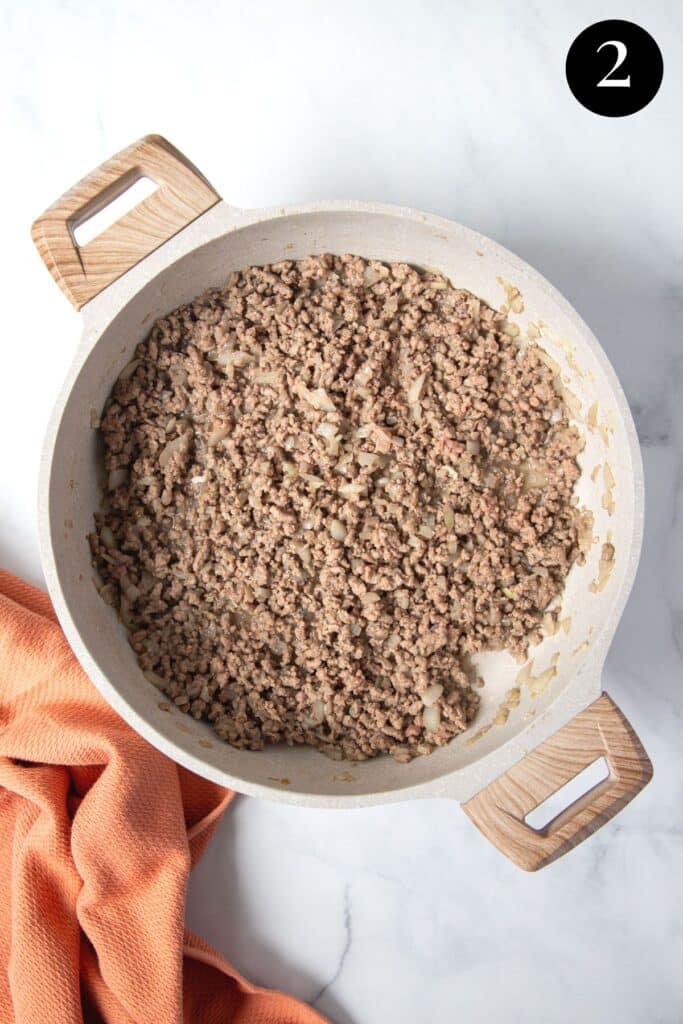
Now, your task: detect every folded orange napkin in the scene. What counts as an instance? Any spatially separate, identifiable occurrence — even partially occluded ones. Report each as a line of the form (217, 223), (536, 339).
(0, 569), (326, 1024)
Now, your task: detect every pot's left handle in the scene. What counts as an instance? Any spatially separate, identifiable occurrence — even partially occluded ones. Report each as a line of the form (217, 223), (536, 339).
(31, 134), (221, 310)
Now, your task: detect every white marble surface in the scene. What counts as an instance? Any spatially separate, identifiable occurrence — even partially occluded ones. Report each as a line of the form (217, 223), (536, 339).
(2, 1), (682, 1021)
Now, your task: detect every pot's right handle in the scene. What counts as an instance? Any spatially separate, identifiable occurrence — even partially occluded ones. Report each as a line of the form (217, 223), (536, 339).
(31, 134), (221, 311)
(462, 693), (652, 871)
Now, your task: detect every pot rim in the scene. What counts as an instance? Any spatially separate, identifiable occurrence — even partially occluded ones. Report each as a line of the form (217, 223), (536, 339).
(38, 198), (645, 806)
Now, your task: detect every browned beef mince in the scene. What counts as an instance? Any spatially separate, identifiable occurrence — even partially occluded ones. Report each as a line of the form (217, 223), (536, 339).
(90, 255), (583, 762)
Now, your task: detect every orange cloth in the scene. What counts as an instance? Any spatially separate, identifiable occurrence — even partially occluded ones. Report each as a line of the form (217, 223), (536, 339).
(0, 570), (326, 1024)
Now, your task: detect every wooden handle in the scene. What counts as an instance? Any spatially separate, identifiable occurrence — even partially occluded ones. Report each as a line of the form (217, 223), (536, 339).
(31, 134), (220, 310)
(462, 693), (652, 871)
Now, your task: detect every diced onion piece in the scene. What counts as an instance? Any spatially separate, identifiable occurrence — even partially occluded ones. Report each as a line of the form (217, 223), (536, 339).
(421, 683), (443, 707)
(316, 420), (340, 454)
(121, 576), (140, 603)
(217, 349), (251, 369)
(108, 467), (127, 490)
(418, 513), (436, 539)
(303, 474), (325, 492)
(466, 439), (481, 455)
(538, 349), (562, 376)
(590, 542), (616, 593)
(355, 364), (373, 386)
(144, 670), (165, 688)
(363, 265), (384, 286)
(159, 436), (185, 467)
(361, 591), (380, 604)
(306, 699), (326, 726)
(317, 421), (337, 439)
(310, 387), (336, 412)
(563, 388), (582, 419)
(100, 526), (116, 549)
(293, 542), (312, 568)
(543, 612), (558, 635)
(255, 370), (278, 385)
(296, 382), (336, 412)
(215, 348), (233, 366)
(407, 373), (426, 404)
(443, 504), (455, 530)
(374, 426), (393, 453)
(118, 358), (140, 381)
(423, 706), (441, 732)
(119, 594), (134, 628)
(96, 582), (116, 606)
(358, 451), (379, 468)
(339, 482), (365, 498)
(208, 424), (230, 446)
(327, 518), (347, 541)
(524, 463), (548, 489)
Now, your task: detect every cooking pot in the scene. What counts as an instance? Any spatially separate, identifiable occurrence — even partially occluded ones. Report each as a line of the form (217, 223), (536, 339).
(32, 135), (652, 870)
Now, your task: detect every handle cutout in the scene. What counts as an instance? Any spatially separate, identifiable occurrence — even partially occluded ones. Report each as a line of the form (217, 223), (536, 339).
(524, 756), (610, 833)
(71, 174), (158, 246)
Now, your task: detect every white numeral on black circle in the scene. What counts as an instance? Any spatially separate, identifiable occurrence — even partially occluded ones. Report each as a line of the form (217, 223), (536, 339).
(597, 40), (631, 87)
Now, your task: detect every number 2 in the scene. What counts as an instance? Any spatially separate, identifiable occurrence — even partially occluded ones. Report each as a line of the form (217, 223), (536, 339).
(597, 40), (631, 87)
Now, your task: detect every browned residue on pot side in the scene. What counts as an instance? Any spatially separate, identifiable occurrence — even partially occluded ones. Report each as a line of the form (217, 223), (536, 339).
(465, 685), (522, 746)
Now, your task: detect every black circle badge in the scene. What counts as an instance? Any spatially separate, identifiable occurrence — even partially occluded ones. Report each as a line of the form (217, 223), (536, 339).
(566, 20), (663, 117)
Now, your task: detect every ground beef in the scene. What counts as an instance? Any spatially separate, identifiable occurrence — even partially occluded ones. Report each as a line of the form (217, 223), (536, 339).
(90, 254), (583, 762)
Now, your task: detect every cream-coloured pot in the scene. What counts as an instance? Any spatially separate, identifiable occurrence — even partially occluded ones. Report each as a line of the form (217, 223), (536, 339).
(33, 136), (652, 870)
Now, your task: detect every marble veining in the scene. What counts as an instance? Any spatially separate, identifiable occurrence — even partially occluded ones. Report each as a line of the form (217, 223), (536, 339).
(312, 883), (352, 1009)
(2, 1), (682, 1021)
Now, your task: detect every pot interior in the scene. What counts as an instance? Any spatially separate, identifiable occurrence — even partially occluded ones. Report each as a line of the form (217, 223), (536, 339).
(44, 209), (638, 802)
